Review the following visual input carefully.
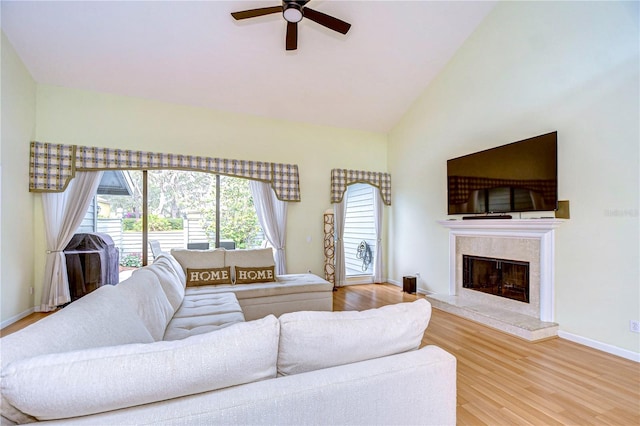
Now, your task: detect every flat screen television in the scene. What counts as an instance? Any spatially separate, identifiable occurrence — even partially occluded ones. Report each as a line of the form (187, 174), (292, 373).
(447, 131), (557, 216)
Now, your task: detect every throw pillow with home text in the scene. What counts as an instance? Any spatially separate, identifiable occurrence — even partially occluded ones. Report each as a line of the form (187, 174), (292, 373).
(186, 267), (232, 286)
(234, 266), (276, 284)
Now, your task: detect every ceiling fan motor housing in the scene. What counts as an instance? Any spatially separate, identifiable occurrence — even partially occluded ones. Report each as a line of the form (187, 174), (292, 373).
(283, 1), (306, 23)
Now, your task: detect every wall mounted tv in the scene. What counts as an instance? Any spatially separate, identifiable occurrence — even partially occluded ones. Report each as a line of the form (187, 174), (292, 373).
(447, 131), (557, 216)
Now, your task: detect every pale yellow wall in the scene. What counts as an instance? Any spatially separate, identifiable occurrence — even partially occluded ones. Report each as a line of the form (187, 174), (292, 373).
(389, 1), (639, 352)
(1, 32), (37, 324)
(32, 85), (387, 304)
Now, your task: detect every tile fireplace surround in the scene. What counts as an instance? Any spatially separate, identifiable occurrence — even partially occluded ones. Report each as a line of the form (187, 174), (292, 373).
(428, 218), (564, 341)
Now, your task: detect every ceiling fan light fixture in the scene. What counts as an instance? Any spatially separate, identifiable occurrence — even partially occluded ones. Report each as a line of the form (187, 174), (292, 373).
(283, 4), (303, 23)
(231, 1), (351, 51)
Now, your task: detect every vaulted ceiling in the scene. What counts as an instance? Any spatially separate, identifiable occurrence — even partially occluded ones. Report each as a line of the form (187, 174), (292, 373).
(2, 1), (496, 133)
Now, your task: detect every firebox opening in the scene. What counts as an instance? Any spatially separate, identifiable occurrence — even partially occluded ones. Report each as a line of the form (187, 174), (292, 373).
(463, 255), (530, 303)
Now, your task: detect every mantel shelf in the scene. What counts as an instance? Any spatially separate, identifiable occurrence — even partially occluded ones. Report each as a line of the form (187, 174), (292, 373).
(438, 218), (565, 234)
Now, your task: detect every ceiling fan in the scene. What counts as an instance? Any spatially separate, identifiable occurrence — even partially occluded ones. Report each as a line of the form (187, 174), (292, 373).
(231, 0), (351, 51)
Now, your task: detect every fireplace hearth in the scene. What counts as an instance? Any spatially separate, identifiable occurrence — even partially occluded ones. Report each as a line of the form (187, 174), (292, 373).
(463, 255), (529, 303)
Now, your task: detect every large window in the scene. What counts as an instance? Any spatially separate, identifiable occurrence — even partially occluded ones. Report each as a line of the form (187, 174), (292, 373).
(89, 170), (263, 277)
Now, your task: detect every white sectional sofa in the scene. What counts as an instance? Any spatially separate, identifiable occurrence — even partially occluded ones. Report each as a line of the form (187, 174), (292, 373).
(0, 249), (457, 425)
(170, 247), (335, 322)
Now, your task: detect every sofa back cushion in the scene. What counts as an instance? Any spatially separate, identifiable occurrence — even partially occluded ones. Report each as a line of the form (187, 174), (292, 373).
(170, 248), (225, 276)
(1, 316), (280, 422)
(225, 248), (275, 282)
(0, 286), (153, 424)
(139, 255), (186, 311)
(156, 252), (186, 285)
(115, 269), (174, 341)
(277, 299), (432, 376)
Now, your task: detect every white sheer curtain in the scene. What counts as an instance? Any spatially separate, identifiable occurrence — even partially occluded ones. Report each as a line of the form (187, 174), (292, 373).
(333, 198), (347, 287)
(40, 171), (104, 312)
(249, 180), (288, 274)
(373, 188), (383, 283)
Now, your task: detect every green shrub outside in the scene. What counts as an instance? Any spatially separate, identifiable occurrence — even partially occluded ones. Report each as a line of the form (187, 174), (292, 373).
(120, 253), (142, 268)
(122, 215), (183, 232)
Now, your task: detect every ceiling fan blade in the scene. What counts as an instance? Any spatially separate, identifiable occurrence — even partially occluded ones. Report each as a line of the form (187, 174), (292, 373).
(231, 6), (282, 20)
(286, 22), (298, 51)
(303, 7), (351, 35)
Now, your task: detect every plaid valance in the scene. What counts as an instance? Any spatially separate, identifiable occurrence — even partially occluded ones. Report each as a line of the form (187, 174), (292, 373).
(331, 168), (391, 206)
(448, 175), (556, 206)
(29, 141), (301, 202)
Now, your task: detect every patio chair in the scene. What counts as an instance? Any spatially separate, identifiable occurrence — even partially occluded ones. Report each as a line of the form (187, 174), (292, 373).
(149, 240), (163, 258)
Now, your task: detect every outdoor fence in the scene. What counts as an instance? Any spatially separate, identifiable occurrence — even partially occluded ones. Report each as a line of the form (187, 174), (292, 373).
(97, 218), (210, 263)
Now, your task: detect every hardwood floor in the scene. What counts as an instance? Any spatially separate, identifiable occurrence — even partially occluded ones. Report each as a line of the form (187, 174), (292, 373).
(335, 284), (640, 425)
(3, 284), (639, 425)
(0, 312), (50, 337)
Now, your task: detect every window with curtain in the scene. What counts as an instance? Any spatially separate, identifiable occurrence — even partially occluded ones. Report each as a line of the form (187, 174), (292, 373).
(331, 168), (388, 287)
(33, 141), (296, 308)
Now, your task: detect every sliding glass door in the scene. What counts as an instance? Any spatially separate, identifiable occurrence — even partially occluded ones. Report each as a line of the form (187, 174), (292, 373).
(85, 170), (264, 279)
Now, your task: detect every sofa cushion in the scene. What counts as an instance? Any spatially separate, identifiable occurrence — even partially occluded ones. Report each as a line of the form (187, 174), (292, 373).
(277, 299), (432, 376)
(157, 252), (186, 285)
(0, 285), (154, 424)
(139, 255), (186, 311)
(173, 292), (243, 318)
(234, 265), (276, 284)
(170, 248), (225, 275)
(186, 266), (232, 286)
(163, 311), (246, 341)
(115, 269), (175, 341)
(1, 315), (280, 421)
(224, 248), (275, 282)
(164, 292), (245, 340)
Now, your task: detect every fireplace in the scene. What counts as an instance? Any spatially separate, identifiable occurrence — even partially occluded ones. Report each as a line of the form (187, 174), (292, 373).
(462, 255), (530, 303)
(437, 218), (564, 323)
(431, 219), (563, 341)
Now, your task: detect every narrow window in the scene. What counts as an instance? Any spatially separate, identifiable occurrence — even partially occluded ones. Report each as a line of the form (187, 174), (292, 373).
(343, 183), (376, 279)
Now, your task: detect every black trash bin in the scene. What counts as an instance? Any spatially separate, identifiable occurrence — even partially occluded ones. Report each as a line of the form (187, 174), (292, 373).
(403, 275), (417, 294)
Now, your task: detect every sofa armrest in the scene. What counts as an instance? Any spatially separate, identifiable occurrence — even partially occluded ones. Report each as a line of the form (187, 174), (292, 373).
(40, 345), (456, 425)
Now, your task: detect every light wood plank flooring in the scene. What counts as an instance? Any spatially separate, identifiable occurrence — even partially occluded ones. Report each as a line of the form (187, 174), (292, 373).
(0, 312), (50, 337)
(3, 284), (639, 425)
(335, 284), (640, 425)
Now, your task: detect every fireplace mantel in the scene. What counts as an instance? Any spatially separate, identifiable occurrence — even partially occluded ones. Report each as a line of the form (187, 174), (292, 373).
(438, 218), (565, 323)
(438, 218), (564, 234)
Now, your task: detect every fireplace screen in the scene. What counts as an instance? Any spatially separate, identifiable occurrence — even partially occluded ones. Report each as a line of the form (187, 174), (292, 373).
(463, 255), (530, 303)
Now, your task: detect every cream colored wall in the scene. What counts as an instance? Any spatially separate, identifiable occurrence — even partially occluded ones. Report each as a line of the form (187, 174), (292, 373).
(33, 85), (387, 304)
(1, 32), (37, 324)
(388, 1), (639, 353)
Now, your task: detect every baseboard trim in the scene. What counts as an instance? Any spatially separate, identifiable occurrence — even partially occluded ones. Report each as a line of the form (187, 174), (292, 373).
(558, 330), (640, 363)
(1, 307), (35, 330)
(344, 276), (374, 285)
(386, 280), (435, 297)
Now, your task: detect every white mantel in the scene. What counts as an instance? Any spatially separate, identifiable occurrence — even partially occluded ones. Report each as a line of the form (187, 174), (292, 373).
(438, 218), (564, 234)
(438, 219), (564, 322)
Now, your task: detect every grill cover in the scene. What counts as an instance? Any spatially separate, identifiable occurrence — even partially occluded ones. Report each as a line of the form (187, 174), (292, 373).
(64, 233), (119, 300)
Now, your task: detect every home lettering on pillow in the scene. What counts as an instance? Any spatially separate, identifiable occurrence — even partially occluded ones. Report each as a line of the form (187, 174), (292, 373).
(235, 266), (276, 284)
(186, 267), (232, 286)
